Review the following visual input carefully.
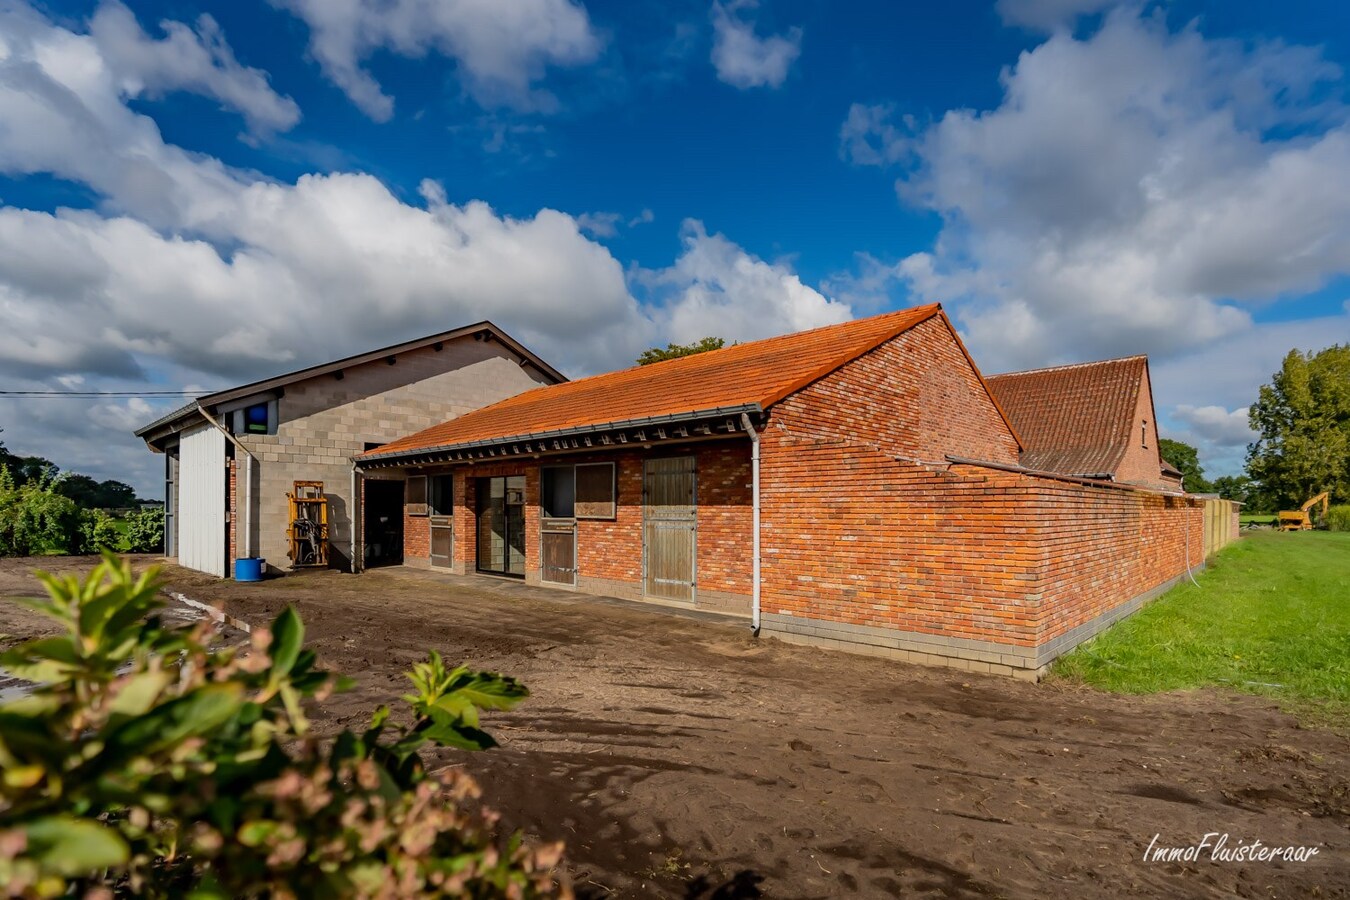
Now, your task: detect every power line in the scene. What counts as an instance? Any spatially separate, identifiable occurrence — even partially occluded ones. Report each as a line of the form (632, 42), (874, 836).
(0, 390), (211, 398)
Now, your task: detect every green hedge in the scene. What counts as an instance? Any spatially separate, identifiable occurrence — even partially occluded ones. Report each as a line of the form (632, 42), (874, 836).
(1328, 505), (1350, 532)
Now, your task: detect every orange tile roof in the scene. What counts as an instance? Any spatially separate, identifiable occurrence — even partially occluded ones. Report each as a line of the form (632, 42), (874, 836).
(365, 304), (942, 458)
(985, 356), (1147, 478)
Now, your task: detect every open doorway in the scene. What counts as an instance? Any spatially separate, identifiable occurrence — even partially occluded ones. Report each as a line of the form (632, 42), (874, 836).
(363, 479), (404, 567)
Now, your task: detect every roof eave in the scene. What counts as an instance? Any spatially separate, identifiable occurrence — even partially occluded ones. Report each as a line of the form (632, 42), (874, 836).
(200, 321), (564, 409)
(133, 401), (202, 441)
(358, 403), (764, 464)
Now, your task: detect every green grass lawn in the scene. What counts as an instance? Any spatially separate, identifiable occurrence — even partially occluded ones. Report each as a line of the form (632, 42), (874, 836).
(1051, 530), (1350, 727)
(1239, 513), (1277, 525)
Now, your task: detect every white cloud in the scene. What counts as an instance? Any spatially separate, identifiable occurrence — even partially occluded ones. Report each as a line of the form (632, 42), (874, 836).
(838, 103), (912, 167)
(87, 1), (300, 138)
(863, 8), (1350, 374)
(0, 2), (848, 496)
(0, 180), (647, 382)
(270, 0), (602, 121)
(709, 0), (801, 90)
(996, 0), (1120, 32)
(0, 3), (649, 381)
(647, 220), (851, 343)
(1170, 405), (1256, 448)
(576, 211), (622, 238)
(0, 2), (264, 234)
(1150, 308), (1350, 476)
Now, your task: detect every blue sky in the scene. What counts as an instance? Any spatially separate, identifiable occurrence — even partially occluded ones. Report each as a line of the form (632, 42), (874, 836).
(1, 0), (1348, 497)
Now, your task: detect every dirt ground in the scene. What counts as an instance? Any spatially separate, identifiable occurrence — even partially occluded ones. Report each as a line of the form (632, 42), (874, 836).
(2, 557), (1346, 899)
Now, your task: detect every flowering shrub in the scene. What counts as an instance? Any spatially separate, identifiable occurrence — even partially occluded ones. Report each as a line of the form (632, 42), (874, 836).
(0, 469), (80, 557)
(121, 508), (164, 554)
(0, 556), (569, 898)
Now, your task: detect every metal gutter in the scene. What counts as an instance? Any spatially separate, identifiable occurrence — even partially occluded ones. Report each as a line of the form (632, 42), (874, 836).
(359, 404), (763, 464)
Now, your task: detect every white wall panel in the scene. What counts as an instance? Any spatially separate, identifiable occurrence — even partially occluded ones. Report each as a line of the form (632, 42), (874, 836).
(178, 424), (227, 577)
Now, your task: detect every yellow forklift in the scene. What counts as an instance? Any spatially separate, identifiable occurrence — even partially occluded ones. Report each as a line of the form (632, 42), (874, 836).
(286, 480), (330, 567)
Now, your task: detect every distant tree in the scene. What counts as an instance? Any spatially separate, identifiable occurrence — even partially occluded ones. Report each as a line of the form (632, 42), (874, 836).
(4, 453), (58, 487)
(637, 336), (726, 365)
(55, 473), (102, 507)
(1211, 474), (1253, 504)
(37, 472), (139, 509)
(1158, 438), (1213, 493)
(1246, 344), (1350, 508)
(3, 433), (137, 508)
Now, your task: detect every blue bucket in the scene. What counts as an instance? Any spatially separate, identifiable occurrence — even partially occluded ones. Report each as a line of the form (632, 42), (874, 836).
(234, 558), (265, 582)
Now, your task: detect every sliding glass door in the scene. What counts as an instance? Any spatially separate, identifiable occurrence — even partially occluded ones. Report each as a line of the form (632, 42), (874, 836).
(475, 476), (525, 577)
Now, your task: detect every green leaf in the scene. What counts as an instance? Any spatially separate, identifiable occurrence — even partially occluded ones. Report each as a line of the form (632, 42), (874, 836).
(104, 683), (244, 756)
(269, 606), (304, 678)
(0, 711), (57, 759)
(237, 820), (278, 848)
(419, 707), (498, 751)
(448, 672), (529, 712)
(106, 670), (172, 720)
(20, 816), (129, 877)
(0, 636), (82, 683)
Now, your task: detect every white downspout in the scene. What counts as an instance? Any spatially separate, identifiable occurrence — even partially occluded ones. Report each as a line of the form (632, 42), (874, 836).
(740, 413), (761, 634)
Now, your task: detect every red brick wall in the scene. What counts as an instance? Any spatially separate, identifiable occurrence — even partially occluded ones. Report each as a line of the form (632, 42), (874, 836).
(760, 438), (1202, 657)
(227, 458), (237, 566)
(404, 496), (430, 562)
(968, 466), (1204, 644)
(760, 440), (1042, 646)
(759, 317), (1203, 667)
(1114, 366), (1170, 489)
(768, 315), (1021, 465)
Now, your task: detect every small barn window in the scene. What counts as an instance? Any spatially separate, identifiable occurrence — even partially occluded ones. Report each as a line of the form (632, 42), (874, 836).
(541, 466), (576, 518)
(227, 399), (276, 436)
(405, 475), (428, 516)
(575, 463), (616, 519)
(429, 475), (454, 517)
(244, 402), (269, 434)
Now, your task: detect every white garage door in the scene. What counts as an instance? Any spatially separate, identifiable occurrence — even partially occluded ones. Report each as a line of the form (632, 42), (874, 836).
(178, 424), (227, 577)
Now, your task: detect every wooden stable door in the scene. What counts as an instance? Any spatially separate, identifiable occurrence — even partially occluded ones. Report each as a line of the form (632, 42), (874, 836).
(429, 475), (453, 569)
(643, 457), (696, 602)
(541, 521), (576, 585)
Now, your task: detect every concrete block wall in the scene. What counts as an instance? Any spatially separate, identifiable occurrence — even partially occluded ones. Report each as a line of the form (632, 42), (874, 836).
(239, 338), (552, 571)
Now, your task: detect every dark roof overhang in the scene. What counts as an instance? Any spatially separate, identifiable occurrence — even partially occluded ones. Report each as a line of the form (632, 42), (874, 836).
(358, 404), (762, 468)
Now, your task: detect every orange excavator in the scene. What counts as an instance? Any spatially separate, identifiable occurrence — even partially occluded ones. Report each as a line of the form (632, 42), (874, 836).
(1278, 491), (1330, 532)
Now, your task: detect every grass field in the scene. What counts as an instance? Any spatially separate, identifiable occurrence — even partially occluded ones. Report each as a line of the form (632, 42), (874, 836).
(1239, 513), (1277, 525)
(1052, 530), (1350, 727)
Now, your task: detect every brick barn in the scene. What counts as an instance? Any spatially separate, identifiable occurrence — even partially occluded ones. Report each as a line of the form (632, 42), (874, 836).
(358, 303), (1210, 679)
(986, 355), (1185, 490)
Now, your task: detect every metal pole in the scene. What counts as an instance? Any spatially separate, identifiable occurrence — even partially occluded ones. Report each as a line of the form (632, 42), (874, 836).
(740, 413), (761, 634)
